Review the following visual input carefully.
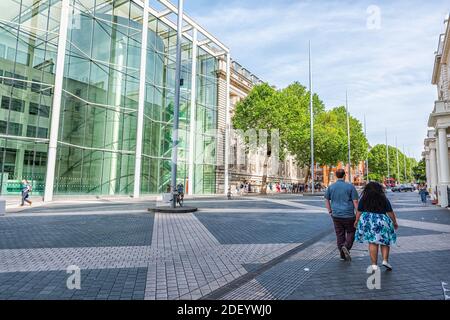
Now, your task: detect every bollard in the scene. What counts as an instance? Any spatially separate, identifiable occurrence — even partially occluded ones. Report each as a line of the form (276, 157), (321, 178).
(0, 199), (5, 216)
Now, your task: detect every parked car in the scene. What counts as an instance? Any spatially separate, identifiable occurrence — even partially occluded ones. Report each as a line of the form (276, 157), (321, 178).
(392, 184), (414, 192)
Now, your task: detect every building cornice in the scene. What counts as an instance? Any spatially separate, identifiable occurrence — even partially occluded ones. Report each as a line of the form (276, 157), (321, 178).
(442, 19), (450, 62)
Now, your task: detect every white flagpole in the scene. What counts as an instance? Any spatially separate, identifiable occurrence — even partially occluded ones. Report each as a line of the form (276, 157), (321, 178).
(346, 91), (351, 184)
(309, 41), (315, 194)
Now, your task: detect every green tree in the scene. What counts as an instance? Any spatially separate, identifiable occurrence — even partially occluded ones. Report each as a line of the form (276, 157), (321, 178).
(326, 106), (369, 164)
(232, 83), (284, 194)
(368, 144), (416, 183)
(413, 159), (426, 183)
(278, 82), (326, 183)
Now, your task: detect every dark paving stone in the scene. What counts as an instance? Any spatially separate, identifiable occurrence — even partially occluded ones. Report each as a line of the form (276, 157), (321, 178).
(286, 249), (450, 300)
(396, 226), (443, 237)
(192, 200), (297, 211)
(0, 267), (148, 300)
(195, 210), (332, 244)
(243, 264), (262, 273)
(0, 214), (154, 249)
(396, 209), (450, 225)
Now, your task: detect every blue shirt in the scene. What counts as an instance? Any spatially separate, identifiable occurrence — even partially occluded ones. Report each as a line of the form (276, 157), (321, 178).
(324, 180), (359, 218)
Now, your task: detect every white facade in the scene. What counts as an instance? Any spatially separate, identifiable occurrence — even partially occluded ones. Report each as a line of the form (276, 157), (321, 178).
(425, 17), (450, 207)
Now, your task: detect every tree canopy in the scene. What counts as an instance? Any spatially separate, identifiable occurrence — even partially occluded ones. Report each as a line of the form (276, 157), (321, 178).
(232, 82), (370, 187)
(367, 144), (417, 183)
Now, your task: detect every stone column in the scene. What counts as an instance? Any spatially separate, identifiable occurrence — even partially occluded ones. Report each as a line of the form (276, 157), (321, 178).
(425, 153), (431, 188)
(437, 127), (450, 184)
(430, 147), (438, 193)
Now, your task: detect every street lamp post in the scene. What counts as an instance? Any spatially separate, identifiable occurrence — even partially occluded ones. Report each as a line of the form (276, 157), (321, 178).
(170, 0), (184, 208)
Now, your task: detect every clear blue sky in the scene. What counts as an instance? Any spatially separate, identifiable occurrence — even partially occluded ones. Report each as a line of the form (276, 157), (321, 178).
(181, 0), (449, 160)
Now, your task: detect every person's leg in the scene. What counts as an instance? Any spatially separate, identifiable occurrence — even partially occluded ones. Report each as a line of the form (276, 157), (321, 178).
(369, 243), (379, 265)
(344, 218), (357, 250)
(21, 192), (25, 206)
(332, 218), (346, 251)
(380, 245), (390, 262)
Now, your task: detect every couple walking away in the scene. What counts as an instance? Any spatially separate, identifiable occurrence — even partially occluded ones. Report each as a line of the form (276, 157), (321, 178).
(325, 169), (398, 271)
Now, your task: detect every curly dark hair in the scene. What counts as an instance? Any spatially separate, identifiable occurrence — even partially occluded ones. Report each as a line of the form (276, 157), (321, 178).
(359, 182), (389, 213)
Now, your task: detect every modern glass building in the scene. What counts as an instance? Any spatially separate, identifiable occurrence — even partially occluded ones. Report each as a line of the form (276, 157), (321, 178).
(0, 0), (231, 200)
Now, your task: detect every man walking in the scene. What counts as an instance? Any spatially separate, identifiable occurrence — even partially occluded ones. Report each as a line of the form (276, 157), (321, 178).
(324, 169), (359, 261)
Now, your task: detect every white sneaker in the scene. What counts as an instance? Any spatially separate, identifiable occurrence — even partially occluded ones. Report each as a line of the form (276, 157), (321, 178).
(382, 260), (393, 271)
(370, 265), (378, 271)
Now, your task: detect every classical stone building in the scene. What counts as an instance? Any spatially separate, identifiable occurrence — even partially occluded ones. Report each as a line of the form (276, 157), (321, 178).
(217, 60), (307, 193)
(424, 17), (450, 207)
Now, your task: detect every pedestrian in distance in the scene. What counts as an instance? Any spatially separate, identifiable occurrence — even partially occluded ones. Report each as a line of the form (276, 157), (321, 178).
(325, 169), (359, 262)
(418, 184), (429, 206)
(20, 179), (32, 206)
(354, 182), (398, 271)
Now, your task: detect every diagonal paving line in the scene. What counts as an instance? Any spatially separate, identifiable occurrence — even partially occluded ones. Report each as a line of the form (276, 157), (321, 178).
(200, 227), (335, 300)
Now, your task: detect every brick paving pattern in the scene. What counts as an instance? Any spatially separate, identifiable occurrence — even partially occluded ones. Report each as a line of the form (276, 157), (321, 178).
(0, 192), (449, 300)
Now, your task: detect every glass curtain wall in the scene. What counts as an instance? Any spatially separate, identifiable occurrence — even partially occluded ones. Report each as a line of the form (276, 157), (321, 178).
(0, 0), (60, 195)
(140, 13), (191, 194)
(54, 0), (143, 195)
(0, 0), (221, 197)
(194, 48), (218, 194)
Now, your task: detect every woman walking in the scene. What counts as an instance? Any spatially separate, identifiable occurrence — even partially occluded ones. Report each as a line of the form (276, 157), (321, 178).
(354, 182), (398, 271)
(20, 179), (32, 206)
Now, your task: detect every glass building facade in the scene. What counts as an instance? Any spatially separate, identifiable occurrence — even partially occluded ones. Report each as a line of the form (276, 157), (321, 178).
(0, 0), (227, 198)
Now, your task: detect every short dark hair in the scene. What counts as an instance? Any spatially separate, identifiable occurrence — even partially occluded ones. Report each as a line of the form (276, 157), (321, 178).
(336, 169), (346, 179)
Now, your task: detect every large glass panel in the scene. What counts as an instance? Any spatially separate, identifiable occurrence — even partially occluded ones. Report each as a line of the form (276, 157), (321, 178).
(193, 49), (218, 194)
(0, 0), (60, 195)
(55, 0), (142, 195)
(140, 14), (192, 194)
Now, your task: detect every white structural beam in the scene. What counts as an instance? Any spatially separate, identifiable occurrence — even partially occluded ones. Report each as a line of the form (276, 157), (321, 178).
(156, 9), (172, 18)
(198, 39), (212, 46)
(224, 53), (231, 195)
(188, 28), (198, 196)
(133, 0), (150, 198)
(44, 0), (70, 202)
(182, 25), (193, 33)
(147, 6), (220, 59)
(157, 0), (229, 53)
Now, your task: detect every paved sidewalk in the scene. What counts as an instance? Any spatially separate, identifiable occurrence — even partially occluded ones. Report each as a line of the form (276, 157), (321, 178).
(0, 192), (449, 300)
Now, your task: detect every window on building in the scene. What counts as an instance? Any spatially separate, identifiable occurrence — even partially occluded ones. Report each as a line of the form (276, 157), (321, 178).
(26, 126), (48, 139)
(24, 150), (47, 167)
(1, 96), (25, 112)
(3, 72), (27, 89)
(0, 147), (17, 179)
(31, 80), (52, 96)
(0, 120), (22, 136)
(29, 102), (50, 118)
